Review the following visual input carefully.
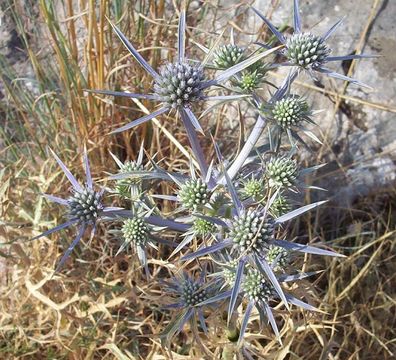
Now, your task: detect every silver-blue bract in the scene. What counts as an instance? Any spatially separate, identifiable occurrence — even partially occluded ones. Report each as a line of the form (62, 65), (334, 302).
(32, 148), (120, 272)
(252, 0), (374, 87)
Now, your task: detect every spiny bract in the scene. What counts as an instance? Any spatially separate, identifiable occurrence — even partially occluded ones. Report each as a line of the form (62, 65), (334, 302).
(286, 33), (330, 68)
(272, 96), (309, 129)
(266, 157), (298, 188)
(154, 62), (205, 108)
(68, 187), (102, 223)
(230, 210), (275, 253)
(213, 44), (245, 69)
(181, 280), (208, 306)
(121, 216), (149, 246)
(178, 178), (210, 210)
(243, 269), (274, 302)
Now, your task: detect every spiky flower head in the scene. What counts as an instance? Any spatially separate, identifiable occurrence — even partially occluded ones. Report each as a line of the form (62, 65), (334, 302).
(286, 33), (330, 68)
(178, 178), (210, 210)
(238, 71), (261, 92)
(115, 160), (144, 196)
(266, 157), (298, 188)
(193, 217), (215, 237)
(223, 260), (238, 286)
(213, 44), (245, 69)
(266, 245), (290, 270)
(243, 269), (274, 302)
(270, 194), (291, 218)
(68, 186), (103, 223)
(243, 178), (265, 201)
(230, 209), (275, 254)
(181, 279), (208, 307)
(154, 62), (205, 109)
(272, 95), (309, 129)
(121, 216), (149, 247)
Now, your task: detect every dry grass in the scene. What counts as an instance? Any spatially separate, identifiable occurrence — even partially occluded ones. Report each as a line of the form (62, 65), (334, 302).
(0, 0), (395, 359)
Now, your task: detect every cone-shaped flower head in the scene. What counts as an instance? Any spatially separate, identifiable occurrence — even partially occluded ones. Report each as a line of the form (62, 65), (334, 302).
(178, 178), (210, 210)
(270, 194), (291, 218)
(286, 33), (330, 68)
(121, 215), (149, 247)
(213, 44), (246, 69)
(272, 95), (309, 129)
(154, 62), (205, 109)
(266, 245), (290, 270)
(68, 186), (103, 223)
(181, 278), (209, 307)
(266, 157), (298, 188)
(239, 72), (261, 92)
(115, 160), (144, 195)
(223, 260), (238, 286)
(230, 209), (275, 253)
(244, 178), (265, 200)
(193, 217), (215, 236)
(243, 269), (275, 302)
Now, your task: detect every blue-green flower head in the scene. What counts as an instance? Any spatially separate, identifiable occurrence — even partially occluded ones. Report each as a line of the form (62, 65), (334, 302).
(286, 32), (331, 68)
(243, 178), (265, 200)
(68, 186), (103, 223)
(154, 62), (205, 109)
(270, 194), (291, 218)
(193, 217), (215, 237)
(213, 44), (246, 69)
(223, 260), (238, 286)
(272, 95), (310, 129)
(121, 216), (149, 247)
(181, 279), (209, 307)
(266, 245), (290, 270)
(230, 209), (275, 254)
(266, 157), (298, 188)
(178, 178), (210, 210)
(243, 269), (274, 302)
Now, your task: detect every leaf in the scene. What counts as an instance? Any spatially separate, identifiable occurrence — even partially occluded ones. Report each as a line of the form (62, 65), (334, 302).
(274, 239), (346, 257)
(110, 107), (169, 134)
(49, 148), (83, 192)
(108, 19), (159, 79)
(251, 7), (286, 44)
(293, 0), (302, 33)
(275, 200), (327, 223)
(228, 258), (245, 324)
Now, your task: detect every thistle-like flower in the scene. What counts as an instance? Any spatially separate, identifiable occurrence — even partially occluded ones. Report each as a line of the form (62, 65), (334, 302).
(178, 178), (210, 210)
(266, 245), (290, 271)
(87, 10), (277, 147)
(153, 62), (205, 109)
(161, 272), (221, 346)
(272, 95), (309, 129)
(115, 206), (161, 274)
(243, 269), (275, 303)
(32, 148), (119, 272)
(252, 0), (374, 86)
(270, 194), (291, 218)
(242, 177), (265, 201)
(266, 156), (298, 188)
(213, 44), (246, 69)
(109, 147), (147, 200)
(193, 217), (216, 237)
(182, 145), (342, 324)
(229, 209), (275, 254)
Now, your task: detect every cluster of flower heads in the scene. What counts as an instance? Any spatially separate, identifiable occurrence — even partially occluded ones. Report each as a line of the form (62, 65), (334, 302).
(33, 0), (374, 353)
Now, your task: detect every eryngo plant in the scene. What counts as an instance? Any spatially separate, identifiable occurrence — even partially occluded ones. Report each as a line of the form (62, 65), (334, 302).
(32, 0), (376, 354)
